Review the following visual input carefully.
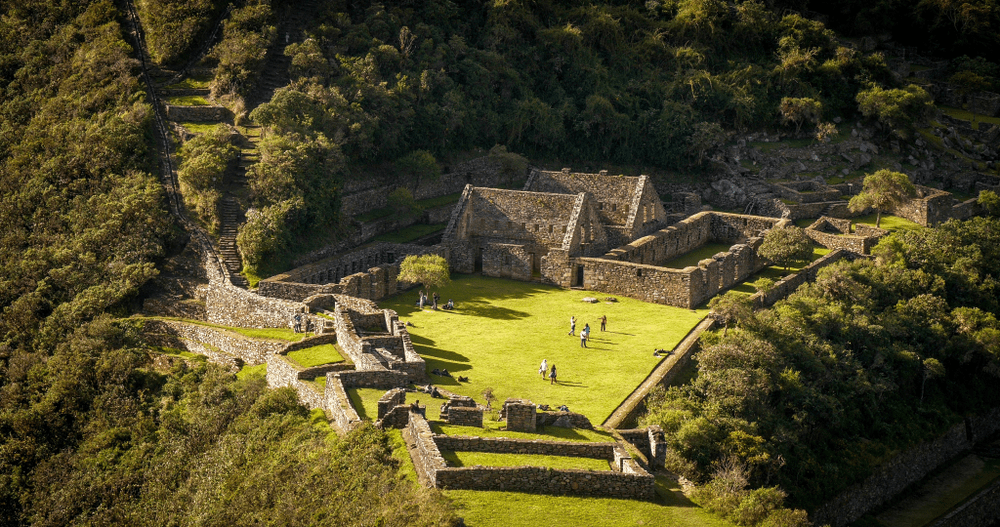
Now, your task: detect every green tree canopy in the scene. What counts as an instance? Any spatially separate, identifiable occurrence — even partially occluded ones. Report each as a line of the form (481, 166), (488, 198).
(855, 84), (933, 139)
(398, 254), (451, 291)
(757, 226), (812, 272)
(848, 169), (917, 228)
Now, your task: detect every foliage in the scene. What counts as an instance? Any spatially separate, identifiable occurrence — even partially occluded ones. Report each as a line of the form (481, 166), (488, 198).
(978, 189), (1000, 217)
(756, 227), (812, 271)
(209, 0), (276, 105)
(398, 254), (451, 291)
(709, 292), (753, 335)
(396, 150), (441, 183)
(136, 0), (227, 64)
(855, 84), (933, 139)
(643, 217), (1000, 509)
(848, 169), (917, 227)
(177, 124), (238, 233)
(388, 187), (421, 216)
(778, 97), (822, 135)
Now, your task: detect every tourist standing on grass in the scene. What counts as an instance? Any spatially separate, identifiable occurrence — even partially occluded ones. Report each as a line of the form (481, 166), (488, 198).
(418, 290), (425, 309)
(568, 316), (576, 336)
(600, 315), (607, 331)
(581, 324), (590, 348)
(539, 359), (548, 379)
(549, 364), (557, 384)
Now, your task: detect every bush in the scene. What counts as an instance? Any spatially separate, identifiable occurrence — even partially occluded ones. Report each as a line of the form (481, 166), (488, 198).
(396, 150), (441, 183)
(136, 0), (226, 64)
(177, 124), (238, 233)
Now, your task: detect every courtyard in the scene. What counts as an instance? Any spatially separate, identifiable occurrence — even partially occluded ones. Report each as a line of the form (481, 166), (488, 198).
(381, 274), (708, 423)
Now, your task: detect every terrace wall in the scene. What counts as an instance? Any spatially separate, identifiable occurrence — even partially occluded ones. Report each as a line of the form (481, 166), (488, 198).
(804, 218), (886, 254)
(206, 281), (306, 329)
(142, 319), (285, 366)
(891, 185), (956, 227)
(749, 250), (854, 309)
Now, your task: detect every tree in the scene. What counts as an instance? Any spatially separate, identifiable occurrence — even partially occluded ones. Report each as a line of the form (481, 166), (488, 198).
(388, 187), (421, 216)
(855, 84), (933, 139)
(757, 226), (812, 272)
(949, 70), (992, 123)
(848, 169), (917, 228)
(921, 357), (945, 403)
(709, 292), (753, 335)
(398, 254), (451, 293)
(978, 189), (1000, 217)
(778, 97), (822, 135)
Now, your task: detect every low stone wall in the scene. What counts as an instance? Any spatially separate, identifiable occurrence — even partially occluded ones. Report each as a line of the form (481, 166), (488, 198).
(142, 319), (285, 365)
(206, 282), (306, 329)
(447, 407), (483, 427)
(617, 427), (667, 468)
(266, 354), (327, 410)
(773, 181), (843, 204)
(164, 104), (231, 121)
(811, 422), (972, 527)
(805, 218), (885, 254)
(537, 411), (593, 429)
(892, 185), (955, 227)
(928, 477), (1000, 527)
(433, 436), (615, 459)
(326, 372), (363, 433)
(336, 370), (410, 389)
(750, 250), (853, 309)
(433, 465), (655, 499)
(407, 411), (448, 485)
(378, 388), (407, 419)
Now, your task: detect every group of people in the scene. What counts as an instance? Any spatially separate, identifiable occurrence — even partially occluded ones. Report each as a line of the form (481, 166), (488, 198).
(291, 313), (310, 333)
(416, 290), (455, 310)
(538, 358), (557, 384)
(568, 315), (607, 347)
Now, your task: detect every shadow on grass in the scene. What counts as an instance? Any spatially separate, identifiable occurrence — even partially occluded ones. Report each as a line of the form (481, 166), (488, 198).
(555, 380), (588, 388)
(655, 476), (698, 508)
(412, 342), (470, 364)
(391, 274), (575, 319)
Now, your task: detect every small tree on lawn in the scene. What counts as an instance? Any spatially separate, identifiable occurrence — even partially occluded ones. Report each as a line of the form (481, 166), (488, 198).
(709, 292), (753, 336)
(398, 254), (450, 301)
(848, 169), (917, 228)
(757, 226), (812, 272)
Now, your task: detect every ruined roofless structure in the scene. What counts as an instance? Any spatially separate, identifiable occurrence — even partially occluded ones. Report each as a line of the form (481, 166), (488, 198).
(442, 169), (667, 280)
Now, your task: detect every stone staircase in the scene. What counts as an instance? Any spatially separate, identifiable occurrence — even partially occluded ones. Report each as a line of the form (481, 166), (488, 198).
(218, 195), (247, 287)
(246, 0), (318, 109)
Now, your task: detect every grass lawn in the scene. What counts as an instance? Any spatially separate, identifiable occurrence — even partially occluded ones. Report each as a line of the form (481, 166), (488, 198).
(939, 106), (1000, 130)
(853, 214), (923, 231)
(181, 121), (223, 134)
(346, 387), (388, 420)
(286, 343), (344, 368)
(875, 455), (1000, 527)
(374, 223), (446, 243)
(661, 243), (735, 269)
(445, 476), (736, 527)
(236, 363), (266, 380)
(380, 274), (708, 423)
(164, 75), (211, 90)
(432, 421), (615, 442)
(143, 316), (311, 341)
(442, 451), (612, 471)
(166, 94), (210, 106)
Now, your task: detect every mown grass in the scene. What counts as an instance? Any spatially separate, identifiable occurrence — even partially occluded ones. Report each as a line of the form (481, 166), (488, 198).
(431, 421), (615, 442)
(374, 223), (446, 243)
(164, 75), (211, 89)
(381, 274), (708, 423)
(853, 213), (923, 231)
(236, 363), (266, 380)
(286, 343), (344, 368)
(661, 243), (735, 269)
(346, 387), (387, 420)
(142, 316), (310, 341)
(442, 451), (612, 471)
(445, 475), (736, 527)
(181, 121), (222, 134)
(165, 94), (210, 106)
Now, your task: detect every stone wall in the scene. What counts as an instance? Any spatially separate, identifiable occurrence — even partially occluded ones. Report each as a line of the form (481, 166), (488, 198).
(928, 477), (1000, 527)
(326, 372), (363, 433)
(773, 181), (843, 204)
(504, 399), (537, 432)
(336, 370), (410, 389)
(749, 250), (854, 309)
(377, 388), (407, 419)
(447, 407), (483, 427)
(266, 354), (327, 410)
(407, 411), (448, 485)
(206, 281), (306, 329)
(164, 104), (231, 121)
(811, 422), (973, 527)
(581, 238), (767, 309)
(433, 436), (616, 458)
(892, 185), (956, 227)
(142, 319), (286, 365)
(433, 465), (655, 499)
(805, 217), (886, 254)
(482, 243), (532, 280)
(617, 427), (667, 468)
(536, 411), (593, 429)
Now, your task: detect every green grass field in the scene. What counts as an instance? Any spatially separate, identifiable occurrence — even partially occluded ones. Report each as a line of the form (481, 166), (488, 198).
(286, 343), (344, 368)
(381, 275), (707, 423)
(442, 451), (612, 470)
(853, 214), (923, 231)
(346, 387), (387, 420)
(165, 94), (210, 106)
(446, 476), (736, 527)
(431, 421), (616, 442)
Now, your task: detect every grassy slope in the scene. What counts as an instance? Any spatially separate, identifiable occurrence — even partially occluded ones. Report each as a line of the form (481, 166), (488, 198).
(286, 343), (344, 368)
(442, 451), (612, 470)
(380, 274), (707, 423)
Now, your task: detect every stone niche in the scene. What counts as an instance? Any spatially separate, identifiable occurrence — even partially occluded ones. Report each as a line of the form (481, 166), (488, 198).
(503, 398), (537, 433)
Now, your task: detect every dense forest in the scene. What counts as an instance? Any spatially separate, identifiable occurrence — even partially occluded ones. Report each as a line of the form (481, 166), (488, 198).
(2, 0), (1000, 525)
